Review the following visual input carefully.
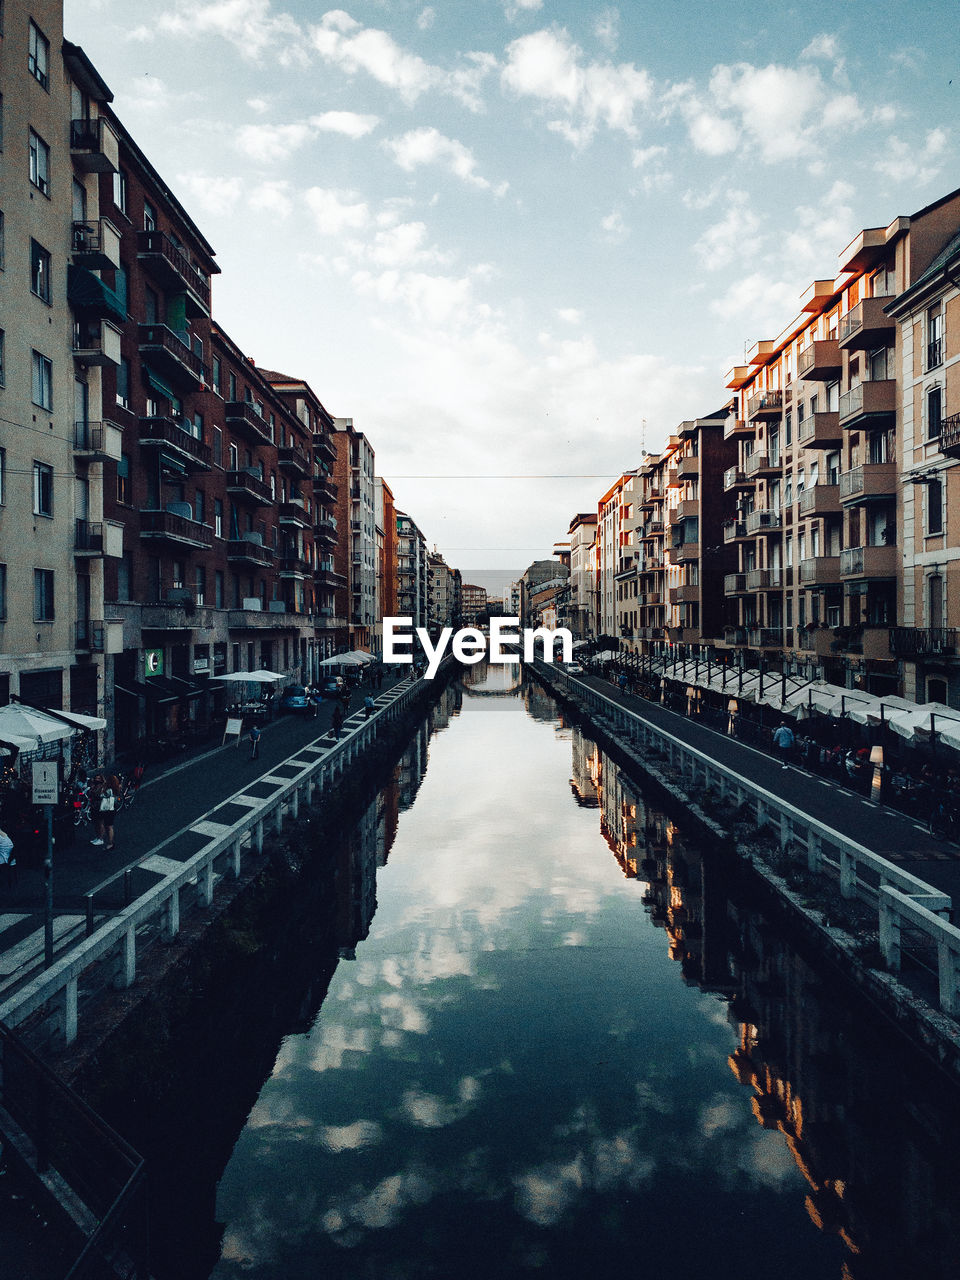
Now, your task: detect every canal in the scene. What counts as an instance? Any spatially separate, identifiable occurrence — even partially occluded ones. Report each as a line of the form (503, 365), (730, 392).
(138, 664), (960, 1280)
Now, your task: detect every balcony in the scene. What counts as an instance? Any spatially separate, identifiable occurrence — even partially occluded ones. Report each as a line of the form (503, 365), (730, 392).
(138, 417), (212, 471)
(677, 454), (699, 478)
(939, 413), (960, 459)
(314, 515), (338, 546)
(278, 499), (312, 528)
(312, 431), (337, 465)
(313, 475), (338, 504)
(642, 591), (663, 607)
(668, 542), (699, 564)
(225, 401), (273, 447)
(227, 536), (273, 567)
(838, 462), (896, 504)
(70, 117), (119, 172)
(138, 324), (209, 391)
(316, 568), (347, 591)
(139, 509), (212, 549)
(723, 520), (748, 543)
(74, 420), (122, 463)
(279, 555), (312, 578)
(839, 545), (898, 579)
(724, 467), (751, 491)
(724, 417), (752, 440)
(838, 380), (896, 428)
(799, 555), (842, 585)
(71, 218), (122, 272)
(669, 584), (700, 604)
(671, 498), (700, 522)
(225, 468), (272, 506)
(724, 573), (747, 594)
(75, 619), (106, 652)
(798, 411), (841, 449)
(136, 230), (210, 316)
(745, 508), (782, 534)
(746, 567), (782, 590)
(889, 627), (957, 658)
(278, 443), (310, 475)
(73, 319), (122, 367)
(747, 628), (785, 649)
(745, 389), (783, 421)
(798, 483), (840, 516)
(797, 339), (842, 382)
(838, 297), (895, 350)
(74, 519), (104, 556)
(744, 451), (781, 478)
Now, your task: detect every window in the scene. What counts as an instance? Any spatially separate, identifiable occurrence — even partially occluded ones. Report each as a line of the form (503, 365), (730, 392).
(28, 21), (50, 89)
(112, 168), (127, 214)
(195, 565), (206, 607)
(213, 427), (223, 467)
(172, 561), (184, 591)
(33, 462), (53, 516)
(927, 478), (944, 536)
(868, 347), (887, 381)
(215, 571), (224, 609)
(928, 306), (943, 370)
(214, 498), (223, 538)
(117, 552), (132, 601)
(228, 443), (238, 471)
(30, 239), (51, 302)
(0, 564), (5, 621)
(116, 358), (130, 409)
(117, 453), (130, 504)
(212, 356), (221, 395)
(33, 569), (54, 621)
(144, 286), (159, 324)
(31, 351), (52, 409)
(0, 329), (4, 386)
(29, 129), (50, 194)
(928, 386), (943, 442)
(228, 372), (237, 401)
(143, 200), (157, 232)
(194, 488), (205, 524)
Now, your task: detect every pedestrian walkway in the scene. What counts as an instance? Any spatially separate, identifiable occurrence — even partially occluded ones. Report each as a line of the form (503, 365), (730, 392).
(0, 672), (412, 996)
(573, 671), (960, 908)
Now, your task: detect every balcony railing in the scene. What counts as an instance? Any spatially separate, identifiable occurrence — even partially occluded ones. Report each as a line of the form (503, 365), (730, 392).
(225, 401), (273, 445)
(940, 413), (960, 458)
(838, 463), (896, 503)
(71, 218), (121, 271)
(74, 420), (122, 461)
(73, 319), (122, 366)
(227, 538), (273, 567)
(799, 556), (841, 585)
(746, 567), (782, 590)
(745, 508), (782, 533)
(745, 389), (783, 420)
(74, 519), (104, 554)
(278, 499), (311, 526)
(798, 483), (840, 516)
(138, 324), (209, 389)
(75, 619), (105, 651)
(139, 509), (212, 548)
(744, 451), (780, 477)
(277, 443), (309, 474)
(746, 628), (785, 649)
(723, 466), (749, 491)
(840, 545), (898, 578)
(838, 297), (895, 349)
(888, 627), (957, 657)
(798, 411), (841, 449)
(70, 117), (118, 172)
(797, 339), (841, 382)
(138, 417), (212, 470)
(225, 469), (272, 505)
(724, 573), (747, 594)
(723, 520), (748, 542)
(838, 380), (896, 426)
(136, 230), (210, 314)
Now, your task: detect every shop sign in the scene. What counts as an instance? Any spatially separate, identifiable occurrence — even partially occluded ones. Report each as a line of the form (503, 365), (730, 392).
(193, 658), (210, 674)
(145, 648), (164, 677)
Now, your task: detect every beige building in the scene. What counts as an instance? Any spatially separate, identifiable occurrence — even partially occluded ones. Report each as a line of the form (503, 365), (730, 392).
(887, 227), (960, 703)
(567, 513), (597, 640)
(0, 3), (123, 716)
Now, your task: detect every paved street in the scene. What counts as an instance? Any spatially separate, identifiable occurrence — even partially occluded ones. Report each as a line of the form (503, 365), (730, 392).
(0, 672), (413, 998)
(575, 671), (960, 906)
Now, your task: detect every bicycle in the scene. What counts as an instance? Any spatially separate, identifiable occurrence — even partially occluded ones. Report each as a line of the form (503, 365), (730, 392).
(928, 795), (960, 842)
(116, 762), (146, 811)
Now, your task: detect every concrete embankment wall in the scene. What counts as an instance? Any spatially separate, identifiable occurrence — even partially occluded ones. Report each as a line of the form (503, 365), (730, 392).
(530, 662), (960, 1084)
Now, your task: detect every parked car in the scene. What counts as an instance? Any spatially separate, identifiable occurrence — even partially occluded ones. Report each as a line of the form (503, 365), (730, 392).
(320, 676), (345, 698)
(567, 662), (585, 675)
(280, 685), (311, 714)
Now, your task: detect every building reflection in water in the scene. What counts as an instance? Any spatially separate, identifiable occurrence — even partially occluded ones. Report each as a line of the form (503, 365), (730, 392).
(571, 725), (960, 1280)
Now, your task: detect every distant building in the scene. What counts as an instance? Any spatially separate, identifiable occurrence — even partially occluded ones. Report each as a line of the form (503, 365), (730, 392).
(461, 583), (487, 625)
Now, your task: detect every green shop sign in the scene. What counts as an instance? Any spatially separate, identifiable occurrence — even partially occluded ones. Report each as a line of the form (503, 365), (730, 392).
(145, 648), (164, 677)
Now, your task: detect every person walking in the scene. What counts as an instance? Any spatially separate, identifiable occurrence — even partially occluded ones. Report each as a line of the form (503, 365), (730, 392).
(364, 694), (375, 720)
(332, 704), (345, 740)
(249, 722), (262, 761)
(772, 721), (795, 770)
(91, 771), (121, 850)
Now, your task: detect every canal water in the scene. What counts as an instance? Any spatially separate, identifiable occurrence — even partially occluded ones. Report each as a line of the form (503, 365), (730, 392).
(181, 665), (960, 1280)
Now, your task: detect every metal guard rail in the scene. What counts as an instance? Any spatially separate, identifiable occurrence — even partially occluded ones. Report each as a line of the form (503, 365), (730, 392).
(536, 661), (960, 1018)
(0, 668), (437, 1046)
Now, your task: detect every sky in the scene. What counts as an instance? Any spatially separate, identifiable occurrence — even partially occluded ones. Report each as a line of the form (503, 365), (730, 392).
(65, 0), (959, 574)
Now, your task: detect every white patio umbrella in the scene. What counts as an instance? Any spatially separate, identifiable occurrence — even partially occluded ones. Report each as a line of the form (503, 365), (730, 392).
(886, 701), (960, 744)
(0, 704), (76, 748)
(245, 669), (285, 682)
(43, 707), (106, 731)
(343, 650), (376, 663)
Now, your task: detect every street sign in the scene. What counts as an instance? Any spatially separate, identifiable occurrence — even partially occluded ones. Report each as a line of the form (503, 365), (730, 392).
(32, 761), (59, 806)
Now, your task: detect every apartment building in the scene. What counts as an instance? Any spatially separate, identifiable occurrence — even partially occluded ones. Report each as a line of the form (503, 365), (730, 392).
(887, 227), (960, 703)
(0, 5), (122, 717)
(427, 551), (460, 630)
(374, 477), (397, 653)
(502, 581), (521, 616)
(723, 188), (960, 694)
(518, 560), (564, 627)
(460, 583), (487, 625)
(396, 511), (428, 629)
(597, 472), (642, 643)
(669, 409), (735, 645)
(332, 418), (376, 651)
(567, 514), (598, 641)
(635, 448), (680, 650)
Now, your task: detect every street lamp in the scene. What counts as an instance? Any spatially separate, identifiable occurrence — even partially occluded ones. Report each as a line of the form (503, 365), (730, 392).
(870, 744), (884, 806)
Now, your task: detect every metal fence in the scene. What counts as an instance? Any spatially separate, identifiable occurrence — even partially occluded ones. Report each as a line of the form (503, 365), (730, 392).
(537, 661), (960, 1018)
(0, 670), (431, 1048)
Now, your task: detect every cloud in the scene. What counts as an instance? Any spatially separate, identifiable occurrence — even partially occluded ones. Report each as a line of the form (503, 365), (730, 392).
(417, 7), (436, 30)
(801, 33), (840, 62)
(874, 128), (949, 185)
(310, 9), (494, 110)
(235, 121), (314, 162)
(782, 179), (855, 268)
(600, 210), (628, 242)
(174, 172), (243, 218)
(304, 186), (371, 234)
(501, 28), (653, 145)
(311, 110), (380, 138)
(249, 179), (294, 217)
(710, 270), (802, 326)
(505, 0), (543, 18)
(593, 8), (620, 53)
(156, 0), (305, 64)
(695, 191), (762, 269)
(384, 127), (506, 193)
(557, 308), (582, 324)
